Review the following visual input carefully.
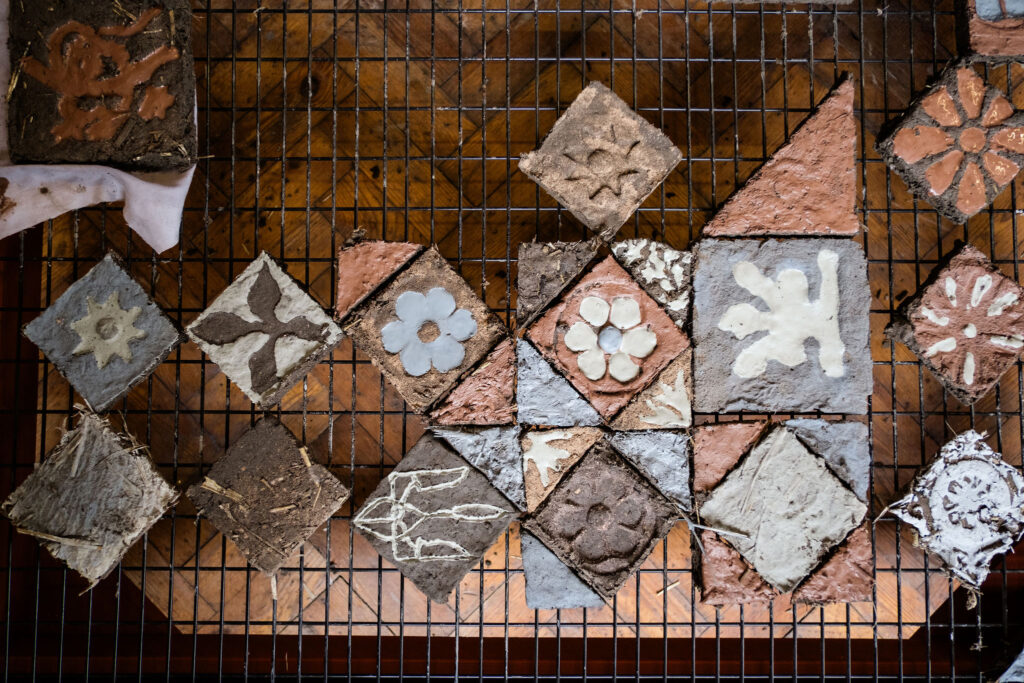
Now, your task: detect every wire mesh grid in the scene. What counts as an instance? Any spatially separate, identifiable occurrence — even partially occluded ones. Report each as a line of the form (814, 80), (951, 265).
(1, 0), (1023, 679)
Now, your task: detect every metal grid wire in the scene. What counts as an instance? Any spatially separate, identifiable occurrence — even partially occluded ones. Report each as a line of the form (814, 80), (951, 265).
(2, 0), (1024, 679)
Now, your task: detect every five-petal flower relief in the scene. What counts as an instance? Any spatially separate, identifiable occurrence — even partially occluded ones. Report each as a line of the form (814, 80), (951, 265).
(891, 67), (1024, 217)
(381, 287), (478, 377)
(563, 295), (657, 383)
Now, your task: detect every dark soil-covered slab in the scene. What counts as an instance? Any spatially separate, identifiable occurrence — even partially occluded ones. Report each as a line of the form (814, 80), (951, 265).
(516, 240), (599, 325)
(8, 0), (197, 171)
(2, 411), (178, 587)
(23, 252), (184, 412)
(187, 419), (350, 576)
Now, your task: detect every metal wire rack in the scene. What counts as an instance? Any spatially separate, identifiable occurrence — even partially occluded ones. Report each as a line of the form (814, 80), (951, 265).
(2, 0), (1023, 679)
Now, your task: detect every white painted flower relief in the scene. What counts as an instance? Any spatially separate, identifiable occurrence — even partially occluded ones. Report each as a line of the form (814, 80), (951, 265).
(381, 287), (477, 377)
(564, 295), (658, 383)
(717, 249), (846, 379)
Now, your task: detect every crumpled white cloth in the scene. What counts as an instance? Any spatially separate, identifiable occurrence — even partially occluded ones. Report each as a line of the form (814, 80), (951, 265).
(0, 0), (195, 253)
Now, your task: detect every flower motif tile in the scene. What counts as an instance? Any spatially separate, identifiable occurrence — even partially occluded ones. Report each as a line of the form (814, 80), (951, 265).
(187, 252), (343, 407)
(519, 82), (682, 241)
(876, 61), (1024, 223)
(527, 255), (688, 419)
(344, 247), (506, 413)
(23, 252), (184, 412)
(887, 244), (1024, 404)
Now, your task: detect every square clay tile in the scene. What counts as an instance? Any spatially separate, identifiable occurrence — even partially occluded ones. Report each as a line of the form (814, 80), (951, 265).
(2, 411), (178, 587)
(186, 419), (350, 576)
(518, 82), (682, 242)
(698, 426), (867, 593)
(344, 247), (506, 413)
(875, 60), (1024, 223)
(516, 240), (600, 326)
(186, 252), (343, 408)
(962, 0), (1024, 61)
(889, 430), (1024, 587)
(527, 255), (688, 420)
(23, 252), (184, 412)
(522, 440), (678, 600)
(352, 434), (517, 603)
(887, 243), (1024, 405)
(692, 238), (871, 414)
(335, 240), (423, 323)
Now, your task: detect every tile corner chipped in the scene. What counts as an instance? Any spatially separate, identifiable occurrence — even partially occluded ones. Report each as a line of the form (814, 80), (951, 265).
(352, 433), (516, 603)
(186, 252), (343, 408)
(1, 410), (178, 587)
(23, 252), (184, 413)
(875, 60), (1024, 223)
(887, 243), (1024, 405)
(703, 75), (859, 237)
(345, 247), (505, 414)
(889, 430), (1024, 588)
(186, 418), (350, 576)
(518, 82), (681, 241)
(692, 238), (871, 414)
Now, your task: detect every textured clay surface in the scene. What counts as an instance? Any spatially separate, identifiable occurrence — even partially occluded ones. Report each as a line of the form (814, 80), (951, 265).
(887, 244), (1024, 405)
(693, 238), (871, 414)
(875, 60), (1024, 223)
(516, 340), (601, 427)
(23, 253), (184, 412)
(521, 532), (604, 610)
(786, 419), (871, 503)
(793, 524), (873, 604)
(345, 248), (505, 413)
(608, 431), (691, 510)
(611, 239), (692, 327)
(966, 0), (1024, 59)
(1, 412), (178, 586)
(698, 426), (867, 593)
(611, 349), (692, 430)
(516, 240), (599, 325)
(187, 252), (343, 407)
(518, 82), (682, 241)
(694, 530), (775, 605)
(335, 241), (422, 322)
(8, 0), (197, 171)
(430, 339), (516, 425)
(691, 421), (767, 496)
(521, 427), (603, 512)
(352, 434), (516, 603)
(523, 441), (678, 600)
(528, 255), (688, 419)
(703, 76), (859, 237)
(187, 419), (350, 575)
(433, 425), (526, 511)
(889, 430), (1024, 587)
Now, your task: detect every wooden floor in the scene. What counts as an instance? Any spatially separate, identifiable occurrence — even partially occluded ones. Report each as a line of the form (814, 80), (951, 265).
(21, 0), (1024, 640)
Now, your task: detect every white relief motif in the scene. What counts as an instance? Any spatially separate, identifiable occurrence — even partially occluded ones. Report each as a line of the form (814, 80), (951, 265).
(381, 287), (477, 377)
(637, 369), (692, 428)
(717, 249), (846, 379)
(522, 430), (574, 488)
(71, 291), (147, 369)
(564, 295), (658, 383)
(353, 467), (508, 563)
(612, 239), (691, 322)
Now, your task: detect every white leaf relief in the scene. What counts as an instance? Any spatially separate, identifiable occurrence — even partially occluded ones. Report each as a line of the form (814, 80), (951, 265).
(639, 369), (692, 427)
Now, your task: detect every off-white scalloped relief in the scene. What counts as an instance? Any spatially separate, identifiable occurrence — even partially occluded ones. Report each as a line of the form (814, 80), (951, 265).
(564, 295), (657, 383)
(381, 287), (477, 377)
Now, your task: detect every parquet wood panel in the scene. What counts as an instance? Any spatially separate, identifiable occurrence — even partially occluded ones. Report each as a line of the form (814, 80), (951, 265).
(20, 0), (1022, 642)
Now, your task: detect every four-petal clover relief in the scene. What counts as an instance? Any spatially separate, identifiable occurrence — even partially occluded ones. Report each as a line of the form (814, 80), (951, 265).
(381, 287), (478, 377)
(564, 295), (658, 383)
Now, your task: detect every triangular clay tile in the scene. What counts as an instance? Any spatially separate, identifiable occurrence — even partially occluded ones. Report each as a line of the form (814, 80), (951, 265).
(612, 348), (692, 431)
(516, 340), (601, 427)
(521, 532), (604, 609)
(521, 427), (603, 512)
(703, 75), (858, 237)
(691, 421), (767, 496)
(611, 239), (692, 328)
(695, 530), (777, 606)
(516, 240), (600, 325)
(432, 425), (527, 511)
(793, 523), (873, 604)
(607, 430), (691, 510)
(430, 339), (516, 426)
(335, 240), (422, 322)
